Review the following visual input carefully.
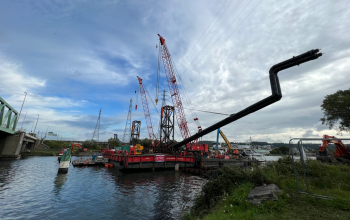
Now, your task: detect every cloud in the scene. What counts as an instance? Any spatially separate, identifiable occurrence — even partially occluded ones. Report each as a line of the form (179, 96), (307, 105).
(302, 130), (319, 138)
(0, 54), (46, 95)
(1, 0), (350, 142)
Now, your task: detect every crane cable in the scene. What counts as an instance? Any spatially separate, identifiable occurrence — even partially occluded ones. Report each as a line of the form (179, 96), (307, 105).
(156, 41), (161, 105)
(182, 107), (232, 116)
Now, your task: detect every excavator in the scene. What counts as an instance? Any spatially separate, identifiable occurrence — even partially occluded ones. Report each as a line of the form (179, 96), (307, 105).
(318, 135), (350, 162)
(215, 129), (239, 158)
(71, 142), (87, 152)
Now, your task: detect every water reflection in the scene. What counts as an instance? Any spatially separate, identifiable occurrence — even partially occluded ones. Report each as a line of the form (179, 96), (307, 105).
(108, 169), (206, 220)
(53, 173), (67, 195)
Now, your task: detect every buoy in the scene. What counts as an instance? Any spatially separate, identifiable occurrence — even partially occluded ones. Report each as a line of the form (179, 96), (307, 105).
(109, 164), (113, 168)
(105, 163), (109, 168)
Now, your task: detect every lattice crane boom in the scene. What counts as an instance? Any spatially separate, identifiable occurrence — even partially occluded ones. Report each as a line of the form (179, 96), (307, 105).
(158, 34), (201, 149)
(137, 76), (157, 146)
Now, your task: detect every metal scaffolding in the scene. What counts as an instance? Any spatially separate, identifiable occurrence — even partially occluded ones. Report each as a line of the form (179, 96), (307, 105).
(131, 120), (141, 145)
(159, 105), (175, 152)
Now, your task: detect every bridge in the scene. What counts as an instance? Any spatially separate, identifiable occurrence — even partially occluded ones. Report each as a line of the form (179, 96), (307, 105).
(0, 97), (41, 159)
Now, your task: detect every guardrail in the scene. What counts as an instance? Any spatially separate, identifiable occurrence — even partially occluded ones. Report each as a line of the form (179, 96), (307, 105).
(0, 97), (18, 134)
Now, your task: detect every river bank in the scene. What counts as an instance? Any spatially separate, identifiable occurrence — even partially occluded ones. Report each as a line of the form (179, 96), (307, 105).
(21, 149), (99, 156)
(183, 157), (350, 220)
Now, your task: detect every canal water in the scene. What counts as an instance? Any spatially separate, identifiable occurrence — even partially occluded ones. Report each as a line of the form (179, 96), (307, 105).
(0, 156), (205, 220)
(0, 155), (304, 219)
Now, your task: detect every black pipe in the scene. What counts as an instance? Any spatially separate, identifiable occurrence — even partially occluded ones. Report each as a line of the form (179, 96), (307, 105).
(173, 49), (322, 150)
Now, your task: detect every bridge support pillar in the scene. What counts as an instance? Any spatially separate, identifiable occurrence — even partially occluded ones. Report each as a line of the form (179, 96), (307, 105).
(0, 132), (25, 160)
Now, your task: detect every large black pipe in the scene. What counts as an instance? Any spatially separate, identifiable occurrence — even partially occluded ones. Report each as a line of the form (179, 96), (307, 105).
(173, 49), (322, 149)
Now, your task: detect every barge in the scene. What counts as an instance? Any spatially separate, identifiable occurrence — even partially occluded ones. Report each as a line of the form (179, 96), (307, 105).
(103, 148), (260, 170)
(72, 155), (108, 166)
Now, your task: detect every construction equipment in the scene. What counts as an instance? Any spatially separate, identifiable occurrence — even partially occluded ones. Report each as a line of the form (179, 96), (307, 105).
(135, 144), (143, 155)
(318, 135), (350, 161)
(71, 142), (87, 152)
(131, 120), (141, 145)
(137, 76), (159, 147)
(172, 49), (322, 150)
(157, 34), (206, 155)
(220, 130), (231, 154)
(122, 99), (132, 144)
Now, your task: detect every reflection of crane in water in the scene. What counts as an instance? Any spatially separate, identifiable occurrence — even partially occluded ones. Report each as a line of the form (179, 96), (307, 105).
(109, 170), (204, 219)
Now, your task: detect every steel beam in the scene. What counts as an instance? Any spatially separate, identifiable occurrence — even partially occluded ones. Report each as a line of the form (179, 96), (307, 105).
(0, 97), (18, 134)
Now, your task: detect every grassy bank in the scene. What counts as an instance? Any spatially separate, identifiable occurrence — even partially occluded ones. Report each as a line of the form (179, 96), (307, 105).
(183, 157), (350, 220)
(21, 149), (61, 156)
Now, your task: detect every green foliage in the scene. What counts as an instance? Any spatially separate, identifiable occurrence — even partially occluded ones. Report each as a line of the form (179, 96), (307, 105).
(141, 138), (153, 148)
(320, 88), (350, 133)
(185, 157), (350, 219)
(43, 140), (68, 149)
(82, 139), (99, 149)
(270, 146), (290, 155)
(108, 137), (121, 147)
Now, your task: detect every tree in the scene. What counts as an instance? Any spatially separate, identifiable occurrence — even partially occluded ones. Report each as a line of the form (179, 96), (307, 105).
(82, 139), (98, 149)
(141, 138), (152, 148)
(108, 138), (121, 147)
(320, 89), (350, 133)
(279, 146), (290, 154)
(270, 146), (290, 155)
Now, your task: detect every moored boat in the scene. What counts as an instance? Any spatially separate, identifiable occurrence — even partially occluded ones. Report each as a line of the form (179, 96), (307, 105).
(58, 146), (71, 173)
(242, 149), (266, 162)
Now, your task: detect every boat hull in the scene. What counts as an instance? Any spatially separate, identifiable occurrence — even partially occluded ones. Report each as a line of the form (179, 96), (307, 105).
(58, 161), (70, 173)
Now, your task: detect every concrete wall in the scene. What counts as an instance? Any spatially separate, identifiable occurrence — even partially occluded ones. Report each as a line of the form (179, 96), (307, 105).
(0, 133), (24, 157)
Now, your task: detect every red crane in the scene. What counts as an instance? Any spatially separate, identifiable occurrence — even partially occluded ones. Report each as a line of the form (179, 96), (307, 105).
(137, 76), (157, 147)
(157, 34), (205, 153)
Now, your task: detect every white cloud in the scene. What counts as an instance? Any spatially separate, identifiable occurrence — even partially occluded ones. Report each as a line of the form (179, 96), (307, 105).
(0, 54), (46, 95)
(1, 0), (350, 143)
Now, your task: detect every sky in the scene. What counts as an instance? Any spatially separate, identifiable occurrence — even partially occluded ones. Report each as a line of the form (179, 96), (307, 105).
(0, 0), (349, 143)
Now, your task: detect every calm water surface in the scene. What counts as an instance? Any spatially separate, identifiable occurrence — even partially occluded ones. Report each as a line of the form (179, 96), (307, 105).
(0, 155), (308, 219)
(0, 156), (206, 220)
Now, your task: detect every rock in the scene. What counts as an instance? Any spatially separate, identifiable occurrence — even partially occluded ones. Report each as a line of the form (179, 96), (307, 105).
(247, 184), (281, 205)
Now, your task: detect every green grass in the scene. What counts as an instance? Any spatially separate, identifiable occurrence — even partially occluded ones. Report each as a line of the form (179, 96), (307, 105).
(21, 149), (60, 156)
(183, 157), (350, 220)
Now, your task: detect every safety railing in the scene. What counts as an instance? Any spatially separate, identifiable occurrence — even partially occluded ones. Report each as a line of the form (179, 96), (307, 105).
(289, 137), (350, 199)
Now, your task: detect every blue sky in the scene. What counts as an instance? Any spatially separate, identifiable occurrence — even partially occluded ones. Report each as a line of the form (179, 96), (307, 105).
(1, 0), (350, 143)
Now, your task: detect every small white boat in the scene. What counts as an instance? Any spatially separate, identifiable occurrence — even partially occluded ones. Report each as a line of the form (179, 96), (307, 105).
(242, 149), (266, 162)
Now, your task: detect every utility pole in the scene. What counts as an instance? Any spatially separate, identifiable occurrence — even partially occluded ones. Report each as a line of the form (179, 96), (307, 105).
(20, 111), (27, 131)
(18, 92), (27, 125)
(33, 114), (39, 133)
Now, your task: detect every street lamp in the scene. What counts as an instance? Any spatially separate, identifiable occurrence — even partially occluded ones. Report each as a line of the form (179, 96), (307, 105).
(18, 92), (27, 124)
(33, 114), (39, 133)
(44, 126), (49, 139)
(20, 111), (27, 131)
